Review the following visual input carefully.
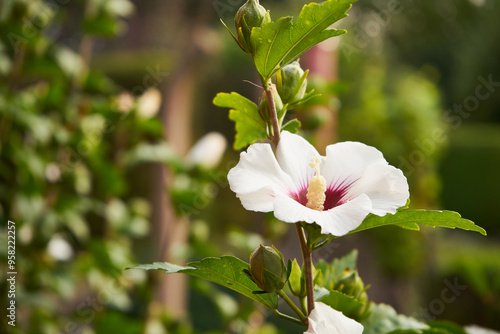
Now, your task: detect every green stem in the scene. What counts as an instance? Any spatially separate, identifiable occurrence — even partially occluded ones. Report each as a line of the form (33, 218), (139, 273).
(272, 309), (305, 327)
(264, 80), (281, 147)
(295, 223), (315, 316)
(300, 295), (308, 315)
(277, 290), (308, 324)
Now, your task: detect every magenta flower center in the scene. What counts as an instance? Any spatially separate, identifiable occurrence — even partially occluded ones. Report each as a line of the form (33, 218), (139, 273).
(291, 179), (355, 211)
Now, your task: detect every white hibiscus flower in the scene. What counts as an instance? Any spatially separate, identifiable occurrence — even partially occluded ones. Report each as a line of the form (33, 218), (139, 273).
(305, 302), (364, 334)
(228, 131), (409, 236)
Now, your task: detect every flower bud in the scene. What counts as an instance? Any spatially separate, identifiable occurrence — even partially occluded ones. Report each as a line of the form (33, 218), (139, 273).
(334, 269), (366, 300)
(333, 269), (371, 320)
(248, 245), (286, 292)
(235, 0), (271, 54)
(259, 88), (284, 123)
(276, 61), (308, 105)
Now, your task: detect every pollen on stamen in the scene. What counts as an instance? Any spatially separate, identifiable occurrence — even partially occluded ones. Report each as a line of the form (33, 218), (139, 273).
(306, 156), (326, 211)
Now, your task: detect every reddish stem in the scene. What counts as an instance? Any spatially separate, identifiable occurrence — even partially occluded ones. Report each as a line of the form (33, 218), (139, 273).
(295, 223), (315, 316)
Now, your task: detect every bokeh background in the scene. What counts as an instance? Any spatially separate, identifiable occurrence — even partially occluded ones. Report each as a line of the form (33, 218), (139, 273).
(1, 0), (499, 333)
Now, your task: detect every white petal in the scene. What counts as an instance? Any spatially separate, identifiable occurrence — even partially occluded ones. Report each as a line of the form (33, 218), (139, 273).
(273, 194), (372, 236)
(305, 302), (364, 334)
(228, 143), (296, 212)
(236, 188), (274, 212)
(318, 195), (372, 236)
(348, 163), (409, 216)
(322, 141), (386, 187)
(276, 131), (321, 191)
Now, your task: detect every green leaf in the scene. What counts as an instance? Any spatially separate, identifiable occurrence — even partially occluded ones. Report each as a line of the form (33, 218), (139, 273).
(251, 0), (356, 81)
(316, 249), (359, 289)
(317, 289), (364, 319)
(426, 321), (467, 334)
(361, 303), (428, 334)
(130, 262), (190, 273)
(350, 210), (486, 236)
(129, 256), (278, 309)
(331, 249), (358, 280)
(213, 92), (268, 150)
(281, 118), (301, 133)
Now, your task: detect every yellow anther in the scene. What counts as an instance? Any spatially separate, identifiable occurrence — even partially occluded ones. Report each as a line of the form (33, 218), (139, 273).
(306, 156), (326, 211)
(309, 156), (321, 175)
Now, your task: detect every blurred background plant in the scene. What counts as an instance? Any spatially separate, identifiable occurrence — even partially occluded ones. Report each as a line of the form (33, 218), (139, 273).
(0, 0), (499, 333)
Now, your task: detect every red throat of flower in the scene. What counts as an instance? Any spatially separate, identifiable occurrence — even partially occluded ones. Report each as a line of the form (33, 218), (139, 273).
(293, 157), (356, 211)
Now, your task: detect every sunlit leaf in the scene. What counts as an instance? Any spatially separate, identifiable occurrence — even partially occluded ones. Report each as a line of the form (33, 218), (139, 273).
(351, 210), (486, 236)
(251, 0), (356, 81)
(213, 92), (267, 150)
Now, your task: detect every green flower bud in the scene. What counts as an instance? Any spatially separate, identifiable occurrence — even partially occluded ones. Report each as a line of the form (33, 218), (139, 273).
(248, 245), (286, 292)
(333, 269), (372, 320)
(259, 88), (285, 123)
(276, 61), (308, 105)
(334, 269), (366, 300)
(235, 0), (271, 54)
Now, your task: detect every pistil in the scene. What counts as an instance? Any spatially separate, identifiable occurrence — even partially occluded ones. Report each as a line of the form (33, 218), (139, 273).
(306, 156), (326, 211)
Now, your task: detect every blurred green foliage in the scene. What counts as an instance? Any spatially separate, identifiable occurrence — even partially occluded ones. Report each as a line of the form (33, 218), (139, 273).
(0, 0), (163, 332)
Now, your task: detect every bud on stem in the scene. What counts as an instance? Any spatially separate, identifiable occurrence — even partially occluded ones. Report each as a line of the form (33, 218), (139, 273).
(276, 61), (308, 105)
(235, 0), (271, 54)
(248, 245), (286, 292)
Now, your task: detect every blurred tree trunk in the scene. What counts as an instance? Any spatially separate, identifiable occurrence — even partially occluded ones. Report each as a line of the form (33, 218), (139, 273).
(153, 70), (195, 317)
(150, 0), (214, 318)
(303, 40), (339, 152)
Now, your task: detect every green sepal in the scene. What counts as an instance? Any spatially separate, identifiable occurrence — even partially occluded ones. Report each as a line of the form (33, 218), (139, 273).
(219, 18), (242, 51)
(287, 259), (305, 297)
(281, 118), (301, 134)
(286, 89), (320, 110)
(302, 222), (329, 249)
(259, 88), (285, 124)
